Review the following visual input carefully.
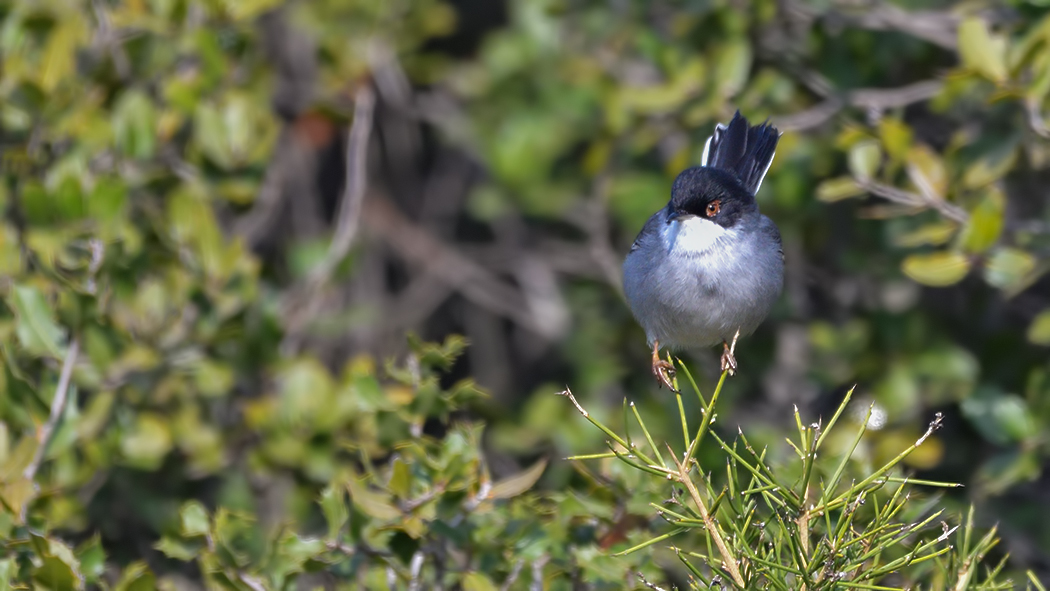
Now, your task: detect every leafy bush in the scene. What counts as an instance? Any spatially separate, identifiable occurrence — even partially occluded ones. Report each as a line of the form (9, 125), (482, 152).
(3, 0), (1050, 588)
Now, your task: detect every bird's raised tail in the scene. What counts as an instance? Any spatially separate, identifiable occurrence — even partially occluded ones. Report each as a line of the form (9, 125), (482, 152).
(700, 111), (781, 195)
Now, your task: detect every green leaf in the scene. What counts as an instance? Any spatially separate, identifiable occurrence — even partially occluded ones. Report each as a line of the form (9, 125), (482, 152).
(902, 252), (971, 287)
(960, 186), (1004, 253)
(816, 176), (865, 202)
(267, 533), (327, 586)
(713, 40), (752, 98)
(848, 140), (881, 181)
(120, 413), (173, 470)
(490, 457), (548, 499)
(31, 536), (83, 591)
(74, 535), (105, 583)
(389, 457), (412, 498)
(40, 20), (86, 92)
(113, 562), (154, 591)
(962, 147), (1018, 189)
(346, 476), (400, 521)
(32, 555), (82, 591)
(87, 178), (128, 222)
(977, 449), (1040, 494)
(958, 17), (1008, 83)
(192, 360), (234, 398)
(11, 284), (66, 357)
(463, 571), (499, 591)
(905, 144), (948, 198)
(155, 536), (200, 561)
(878, 117), (914, 161)
(893, 221), (958, 248)
(1027, 309), (1050, 345)
(319, 484), (348, 540)
(180, 501), (211, 537)
(962, 391), (1037, 445)
(983, 247), (1036, 290)
(113, 90), (157, 159)
(0, 558), (15, 591)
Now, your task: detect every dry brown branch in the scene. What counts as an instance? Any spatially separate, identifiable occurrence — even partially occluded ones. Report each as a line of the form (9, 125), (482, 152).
(364, 197), (555, 338)
(23, 338), (80, 484)
(310, 85), (375, 283)
(859, 179), (969, 223)
(778, 79), (944, 131)
(232, 127), (291, 246)
(279, 85), (375, 352)
(786, 0), (961, 50)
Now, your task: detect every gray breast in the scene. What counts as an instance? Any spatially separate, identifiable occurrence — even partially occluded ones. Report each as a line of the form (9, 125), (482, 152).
(623, 214), (783, 349)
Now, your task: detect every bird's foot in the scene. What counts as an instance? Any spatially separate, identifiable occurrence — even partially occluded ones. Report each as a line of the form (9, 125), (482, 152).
(652, 358), (677, 392)
(720, 329), (741, 376)
(719, 346), (737, 375)
(651, 341), (678, 392)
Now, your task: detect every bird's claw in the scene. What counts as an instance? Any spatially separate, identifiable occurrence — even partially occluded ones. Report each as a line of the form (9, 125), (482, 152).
(652, 358), (677, 392)
(719, 348), (737, 375)
(720, 329), (741, 376)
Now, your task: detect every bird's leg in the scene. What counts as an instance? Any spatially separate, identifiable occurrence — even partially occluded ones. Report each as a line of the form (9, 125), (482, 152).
(651, 340), (677, 392)
(720, 328), (741, 376)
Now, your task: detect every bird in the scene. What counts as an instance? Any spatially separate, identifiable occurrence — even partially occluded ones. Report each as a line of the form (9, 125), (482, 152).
(622, 112), (783, 390)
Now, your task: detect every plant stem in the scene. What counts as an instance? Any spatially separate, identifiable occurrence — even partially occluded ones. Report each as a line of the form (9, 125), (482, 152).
(667, 444), (745, 588)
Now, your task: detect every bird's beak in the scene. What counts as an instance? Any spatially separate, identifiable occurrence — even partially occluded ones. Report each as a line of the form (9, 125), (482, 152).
(667, 210), (692, 223)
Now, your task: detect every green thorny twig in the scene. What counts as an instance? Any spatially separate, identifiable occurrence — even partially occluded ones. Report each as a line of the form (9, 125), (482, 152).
(561, 355), (984, 590)
(561, 363), (744, 588)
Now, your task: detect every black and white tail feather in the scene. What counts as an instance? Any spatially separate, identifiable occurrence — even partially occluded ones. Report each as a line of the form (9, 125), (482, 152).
(700, 111), (781, 195)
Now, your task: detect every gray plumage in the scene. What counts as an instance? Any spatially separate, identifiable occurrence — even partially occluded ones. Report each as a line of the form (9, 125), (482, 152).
(623, 113), (784, 351)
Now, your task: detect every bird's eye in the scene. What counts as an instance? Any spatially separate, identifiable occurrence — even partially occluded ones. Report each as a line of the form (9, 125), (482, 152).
(705, 200), (721, 217)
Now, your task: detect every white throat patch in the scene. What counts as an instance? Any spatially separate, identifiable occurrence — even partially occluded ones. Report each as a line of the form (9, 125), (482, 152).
(665, 215), (728, 255)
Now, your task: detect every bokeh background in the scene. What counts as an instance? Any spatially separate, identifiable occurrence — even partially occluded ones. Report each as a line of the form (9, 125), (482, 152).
(3, 0), (1050, 588)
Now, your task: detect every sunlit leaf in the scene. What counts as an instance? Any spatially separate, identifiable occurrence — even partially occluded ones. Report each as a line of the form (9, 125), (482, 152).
(389, 457), (412, 498)
(816, 176), (865, 202)
(11, 284), (65, 357)
(346, 476), (400, 521)
(958, 17), (1009, 82)
(893, 221), (958, 248)
(490, 458), (548, 499)
(180, 501), (210, 537)
(713, 40), (752, 98)
(983, 247), (1036, 290)
(902, 251), (971, 287)
(31, 536), (83, 591)
(113, 562), (155, 591)
(154, 536), (199, 561)
(878, 117), (914, 160)
(905, 144), (948, 199)
(75, 536), (105, 583)
(1028, 309), (1050, 345)
(32, 554), (82, 591)
(120, 413), (173, 470)
(113, 91), (157, 159)
(962, 391), (1037, 445)
(462, 571), (498, 591)
(848, 140), (881, 181)
(960, 186), (1004, 253)
(319, 484), (349, 540)
(962, 147), (1018, 189)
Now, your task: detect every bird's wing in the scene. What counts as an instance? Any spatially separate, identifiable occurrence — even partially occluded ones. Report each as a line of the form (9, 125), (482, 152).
(629, 208), (668, 253)
(701, 111), (781, 195)
(759, 214), (784, 260)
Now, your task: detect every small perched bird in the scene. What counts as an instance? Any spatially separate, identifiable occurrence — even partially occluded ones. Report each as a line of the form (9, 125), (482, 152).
(623, 112), (783, 389)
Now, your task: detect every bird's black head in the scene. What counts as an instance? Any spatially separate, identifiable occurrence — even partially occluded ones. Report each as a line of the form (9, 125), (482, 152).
(669, 167), (757, 228)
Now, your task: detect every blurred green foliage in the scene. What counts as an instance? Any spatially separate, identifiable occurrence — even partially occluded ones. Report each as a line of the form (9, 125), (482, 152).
(2, 0), (1050, 588)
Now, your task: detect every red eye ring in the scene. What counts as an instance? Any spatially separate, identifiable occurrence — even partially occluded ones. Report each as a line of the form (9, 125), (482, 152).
(705, 200), (721, 218)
